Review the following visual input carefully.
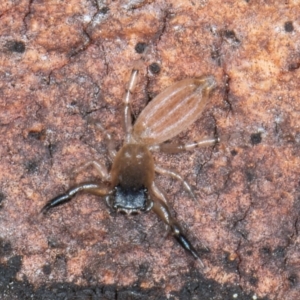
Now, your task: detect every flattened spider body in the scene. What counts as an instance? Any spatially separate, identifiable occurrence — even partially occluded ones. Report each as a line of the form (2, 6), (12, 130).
(42, 59), (218, 261)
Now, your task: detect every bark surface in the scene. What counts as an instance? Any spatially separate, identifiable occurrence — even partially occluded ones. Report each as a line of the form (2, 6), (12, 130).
(0, 1), (299, 299)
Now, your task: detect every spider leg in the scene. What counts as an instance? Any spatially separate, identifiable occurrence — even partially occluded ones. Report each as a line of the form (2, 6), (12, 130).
(41, 183), (110, 214)
(70, 160), (109, 184)
(123, 59), (144, 144)
(150, 183), (202, 262)
(89, 120), (117, 159)
(150, 137), (219, 154)
(154, 165), (196, 201)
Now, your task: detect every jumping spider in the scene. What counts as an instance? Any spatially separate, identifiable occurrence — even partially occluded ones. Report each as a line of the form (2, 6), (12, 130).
(42, 60), (218, 260)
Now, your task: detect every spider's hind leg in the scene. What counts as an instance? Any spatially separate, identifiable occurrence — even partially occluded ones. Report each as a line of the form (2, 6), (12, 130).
(150, 183), (202, 263)
(151, 137), (220, 154)
(154, 165), (196, 201)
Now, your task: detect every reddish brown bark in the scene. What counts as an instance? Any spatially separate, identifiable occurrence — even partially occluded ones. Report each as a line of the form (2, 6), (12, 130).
(0, 1), (299, 299)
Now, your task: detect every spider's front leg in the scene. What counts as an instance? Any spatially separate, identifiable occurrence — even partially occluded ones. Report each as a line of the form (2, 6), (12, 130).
(41, 183), (110, 214)
(123, 59), (144, 143)
(150, 183), (201, 261)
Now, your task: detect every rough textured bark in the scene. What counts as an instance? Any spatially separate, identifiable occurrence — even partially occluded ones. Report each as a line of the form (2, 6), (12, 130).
(0, 1), (299, 299)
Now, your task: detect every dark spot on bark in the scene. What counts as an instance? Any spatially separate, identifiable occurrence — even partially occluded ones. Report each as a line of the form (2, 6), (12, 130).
(42, 264), (52, 275)
(25, 160), (39, 173)
(149, 62), (161, 74)
(0, 192), (5, 206)
(211, 48), (221, 65)
(223, 29), (240, 45)
(250, 132), (262, 145)
(99, 6), (109, 14)
(236, 228), (249, 239)
(224, 30), (235, 39)
(55, 254), (66, 261)
(137, 263), (149, 277)
(47, 238), (63, 249)
(249, 276), (258, 286)
(287, 273), (298, 287)
(231, 149), (238, 156)
(288, 62), (300, 71)
(53, 254), (67, 274)
(260, 246), (271, 256)
(245, 170), (255, 182)
(273, 246), (285, 258)
(48, 143), (57, 155)
(135, 42), (147, 54)
(6, 40), (26, 53)
(28, 130), (46, 141)
(246, 250), (253, 256)
(0, 239), (12, 256)
(283, 133), (296, 143)
(284, 21), (294, 32)
(9, 256), (22, 269)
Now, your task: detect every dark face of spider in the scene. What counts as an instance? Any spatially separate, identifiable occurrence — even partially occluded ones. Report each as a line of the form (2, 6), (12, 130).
(111, 185), (151, 214)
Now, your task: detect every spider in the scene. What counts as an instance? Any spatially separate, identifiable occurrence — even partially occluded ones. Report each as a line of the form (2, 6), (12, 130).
(41, 60), (218, 260)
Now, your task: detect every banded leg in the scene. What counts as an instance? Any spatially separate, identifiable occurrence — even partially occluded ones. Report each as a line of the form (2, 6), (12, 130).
(41, 183), (110, 214)
(150, 183), (201, 261)
(151, 181), (168, 204)
(93, 122), (117, 159)
(123, 59), (144, 143)
(150, 137), (219, 154)
(70, 160), (109, 183)
(154, 165), (196, 201)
